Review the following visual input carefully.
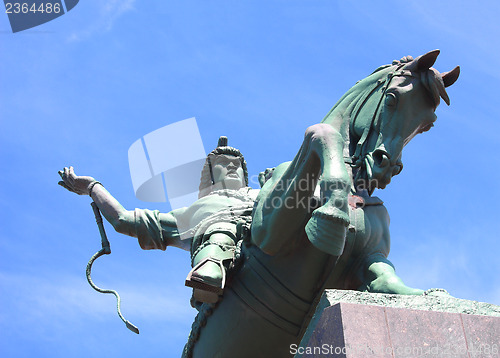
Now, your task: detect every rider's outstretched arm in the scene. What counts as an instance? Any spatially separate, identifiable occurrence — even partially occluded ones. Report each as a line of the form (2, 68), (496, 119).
(58, 166), (137, 236)
(90, 183), (136, 237)
(58, 166), (189, 252)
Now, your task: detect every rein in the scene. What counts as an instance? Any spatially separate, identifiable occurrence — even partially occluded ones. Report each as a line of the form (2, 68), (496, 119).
(344, 68), (414, 168)
(86, 202), (140, 334)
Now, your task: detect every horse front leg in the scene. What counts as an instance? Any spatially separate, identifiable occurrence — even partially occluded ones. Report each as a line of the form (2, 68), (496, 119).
(252, 123), (350, 256)
(360, 255), (450, 297)
(361, 258), (425, 295)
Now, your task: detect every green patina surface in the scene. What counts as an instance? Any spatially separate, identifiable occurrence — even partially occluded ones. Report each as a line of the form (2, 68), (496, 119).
(60, 51), (472, 358)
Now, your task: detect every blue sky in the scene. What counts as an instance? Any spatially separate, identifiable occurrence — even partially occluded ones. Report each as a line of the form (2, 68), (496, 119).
(1, 1), (499, 357)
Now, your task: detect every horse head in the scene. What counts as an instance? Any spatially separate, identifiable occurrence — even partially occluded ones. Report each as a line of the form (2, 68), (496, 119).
(322, 50), (460, 194)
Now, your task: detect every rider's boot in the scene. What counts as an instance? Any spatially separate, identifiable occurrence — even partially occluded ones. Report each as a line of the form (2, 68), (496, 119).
(185, 233), (236, 304)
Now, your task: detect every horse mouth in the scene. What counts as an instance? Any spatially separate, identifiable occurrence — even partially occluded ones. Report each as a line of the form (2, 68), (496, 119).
(355, 165), (392, 195)
(371, 170), (392, 191)
(376, 178), (390, 189)
(357, 150), (398, 194)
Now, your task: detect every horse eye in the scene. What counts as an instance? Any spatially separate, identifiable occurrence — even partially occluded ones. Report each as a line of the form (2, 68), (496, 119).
(385, 92), (398, 107)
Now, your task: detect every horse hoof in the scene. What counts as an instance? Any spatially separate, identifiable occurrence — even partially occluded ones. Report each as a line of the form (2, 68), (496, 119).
(305, 207), (349, 256)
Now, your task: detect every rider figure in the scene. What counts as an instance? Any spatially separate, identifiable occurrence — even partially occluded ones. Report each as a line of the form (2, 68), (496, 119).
(58, 136), (259, 305)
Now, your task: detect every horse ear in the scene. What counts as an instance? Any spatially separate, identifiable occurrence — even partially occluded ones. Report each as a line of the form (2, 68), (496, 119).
(441, 66), (460, 87)
(405, 49), (440, 72)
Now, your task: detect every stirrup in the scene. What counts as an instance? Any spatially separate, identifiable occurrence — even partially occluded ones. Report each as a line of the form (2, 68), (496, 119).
(185, 256), (227, 295)
(185, 249), (235, 304)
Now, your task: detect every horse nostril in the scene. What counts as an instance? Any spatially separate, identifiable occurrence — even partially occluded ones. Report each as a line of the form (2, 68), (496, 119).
(373, 150), (390, 168)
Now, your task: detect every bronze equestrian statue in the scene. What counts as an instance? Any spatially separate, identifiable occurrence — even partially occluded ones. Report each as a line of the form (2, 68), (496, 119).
(59, 50), (460, 357)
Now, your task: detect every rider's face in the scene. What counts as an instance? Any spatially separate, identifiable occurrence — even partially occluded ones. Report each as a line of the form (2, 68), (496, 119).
(211, 154), (245, 190)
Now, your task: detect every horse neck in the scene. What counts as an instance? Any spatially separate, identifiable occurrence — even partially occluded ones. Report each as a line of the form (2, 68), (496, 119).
(320, 67), (393, 159)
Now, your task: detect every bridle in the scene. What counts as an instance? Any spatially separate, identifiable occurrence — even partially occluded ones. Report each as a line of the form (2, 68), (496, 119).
(344, 67), (415, 171)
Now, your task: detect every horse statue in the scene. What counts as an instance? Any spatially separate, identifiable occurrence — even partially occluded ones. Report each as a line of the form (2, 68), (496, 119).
(183, 50), (460, 357)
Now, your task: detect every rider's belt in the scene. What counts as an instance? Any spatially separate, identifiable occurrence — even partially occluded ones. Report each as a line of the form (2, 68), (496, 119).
(230, 247), (311, 337)
(190, 205), (254, 256)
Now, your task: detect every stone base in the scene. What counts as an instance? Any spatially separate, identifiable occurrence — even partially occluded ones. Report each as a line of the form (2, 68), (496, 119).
(295, 290), (500, 358)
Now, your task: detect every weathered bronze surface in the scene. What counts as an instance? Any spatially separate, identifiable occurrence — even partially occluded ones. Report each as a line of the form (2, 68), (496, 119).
(59, 51), (474, 358)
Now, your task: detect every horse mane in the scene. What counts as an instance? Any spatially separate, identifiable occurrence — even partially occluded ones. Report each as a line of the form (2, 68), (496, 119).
(321, 57), (452, 131)
(320, 64), (394, 132)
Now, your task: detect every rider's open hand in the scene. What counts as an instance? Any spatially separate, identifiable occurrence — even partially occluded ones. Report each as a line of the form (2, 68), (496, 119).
(58, 166), (96, 195)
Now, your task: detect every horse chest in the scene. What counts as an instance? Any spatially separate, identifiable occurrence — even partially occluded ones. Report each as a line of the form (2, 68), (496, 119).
(325, 201), (389, 290)
(347, 201), (388, 257)
(348, 206), (370, 255)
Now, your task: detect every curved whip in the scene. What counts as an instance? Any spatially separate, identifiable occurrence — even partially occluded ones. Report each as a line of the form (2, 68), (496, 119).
(87, 202), (139, 334)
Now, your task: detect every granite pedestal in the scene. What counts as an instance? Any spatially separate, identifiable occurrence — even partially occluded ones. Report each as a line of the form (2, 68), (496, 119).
(295, 290), (500, 358)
